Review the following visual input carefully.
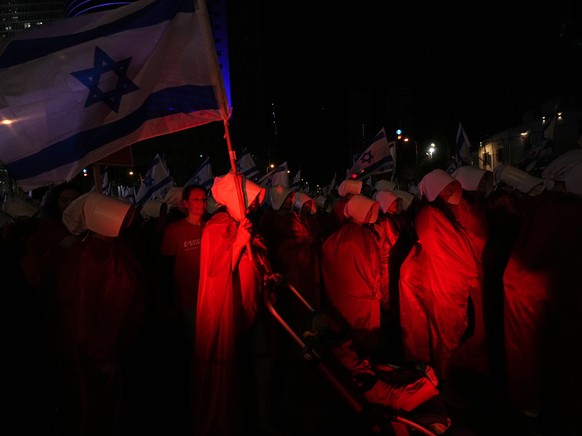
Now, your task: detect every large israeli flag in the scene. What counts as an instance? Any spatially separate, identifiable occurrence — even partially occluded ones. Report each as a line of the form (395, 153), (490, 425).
(0, 0), (229, 191)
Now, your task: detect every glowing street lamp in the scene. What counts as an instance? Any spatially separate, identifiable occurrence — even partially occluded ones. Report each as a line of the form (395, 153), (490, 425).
(427, 143), (436, 159)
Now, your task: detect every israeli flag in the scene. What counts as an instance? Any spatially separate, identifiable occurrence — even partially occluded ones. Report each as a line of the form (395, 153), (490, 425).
(0, 0), (229, 191)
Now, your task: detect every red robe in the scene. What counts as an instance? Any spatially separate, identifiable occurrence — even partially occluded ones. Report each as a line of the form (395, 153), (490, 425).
(321, 221), (382, 356)
(399, 203), (482, 381)
(503, 190), (582, 416)
(55, 234), (146, 435)
(259, 209), (323, 321)
(193, 212), (265, 435)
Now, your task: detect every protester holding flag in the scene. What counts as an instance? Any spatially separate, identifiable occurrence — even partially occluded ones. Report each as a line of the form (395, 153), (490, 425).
(192, 172), (270, 436)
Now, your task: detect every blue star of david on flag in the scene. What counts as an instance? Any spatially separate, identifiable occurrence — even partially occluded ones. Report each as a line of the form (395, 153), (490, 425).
(71, 47), (139, 113)
(143, 175), (154, 187)
(348, 128), (396, 181)
(360, 151), (373, 164)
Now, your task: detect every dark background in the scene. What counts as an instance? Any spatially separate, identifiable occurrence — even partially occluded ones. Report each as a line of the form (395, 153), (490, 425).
(221, 0), (582, 186)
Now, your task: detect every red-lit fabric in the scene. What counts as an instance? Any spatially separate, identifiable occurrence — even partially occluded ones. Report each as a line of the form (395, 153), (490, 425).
(399, 203), (481, 380)
(260, 209), (323, 317)
(193, 211), (263, 436)
(503, 190), (582, 414)
(321, 221), (382, 354)
(447, 198), (489, 376)
(20, 217), (72, 290)
(55, 234), (146, 364)
(332, 339), (440, 412)
(53, 234), (146, 435)
(374, 215), (400, 309)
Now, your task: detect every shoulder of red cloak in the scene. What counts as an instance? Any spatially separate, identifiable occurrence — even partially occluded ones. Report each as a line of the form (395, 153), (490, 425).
(323, 222), (372, 256)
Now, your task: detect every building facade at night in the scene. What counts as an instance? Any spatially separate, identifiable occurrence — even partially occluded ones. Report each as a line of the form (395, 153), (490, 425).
(0, 1), (64, 41)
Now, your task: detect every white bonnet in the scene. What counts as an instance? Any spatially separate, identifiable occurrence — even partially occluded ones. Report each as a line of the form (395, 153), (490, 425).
(338, 179), (362, 197)
(343, 194), (379, 224)
(211, 172), (265, 221)
(269, 184), (294, 211)
(494, 164), (545, 196)
(451, 166), (488, 192)
(373, 179), (396, 192)
(63, 192), (134, 237)
(419, 169), (462, 204)
(295, 192), (316, 214)
(373, 190), (402, 214)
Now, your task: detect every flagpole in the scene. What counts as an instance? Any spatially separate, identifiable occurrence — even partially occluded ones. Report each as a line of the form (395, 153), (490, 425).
(223, 119), (253, 259)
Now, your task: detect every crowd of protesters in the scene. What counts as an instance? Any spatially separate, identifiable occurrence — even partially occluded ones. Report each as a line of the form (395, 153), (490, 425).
(1, 148), (581, 436)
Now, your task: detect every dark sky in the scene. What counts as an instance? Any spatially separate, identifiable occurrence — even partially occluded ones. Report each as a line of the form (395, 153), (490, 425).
(228, 0), (582, 186)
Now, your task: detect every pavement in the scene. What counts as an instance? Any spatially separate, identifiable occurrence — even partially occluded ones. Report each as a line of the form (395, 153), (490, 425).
(5, 307), (550, 436)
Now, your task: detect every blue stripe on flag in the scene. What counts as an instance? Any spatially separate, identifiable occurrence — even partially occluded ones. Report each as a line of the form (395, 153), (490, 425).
(137, 176), (173, 206)
(355, 156), (394, 179)
(5, 84), (218, 180)
(0, 0), (196, 68)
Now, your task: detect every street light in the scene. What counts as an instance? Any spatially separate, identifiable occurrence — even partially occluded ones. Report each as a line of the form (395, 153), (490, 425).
(427, 143), (436, 159)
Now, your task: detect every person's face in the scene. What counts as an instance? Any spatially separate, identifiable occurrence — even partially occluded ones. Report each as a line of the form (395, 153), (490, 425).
(387, 199), (402, 214)
(301, 200), (313, 215)
(58, 188), (81, 213)
(281, 193), (294, 212)
(438, 181), (462, 205)
(184, 188), (207, 217)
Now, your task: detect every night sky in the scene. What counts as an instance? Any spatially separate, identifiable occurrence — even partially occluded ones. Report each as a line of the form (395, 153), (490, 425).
(226, 0), (582, 186)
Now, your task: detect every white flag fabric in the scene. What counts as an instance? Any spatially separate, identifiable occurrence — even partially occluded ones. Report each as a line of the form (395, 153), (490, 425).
(348, 128), (396, 180)
(323, 172), (337, 196)
(185, 156), (214, 189)
(455, 122), (473, 166)
(101, 166), (111, 196)
(135, 153), (174, 206)
(290, 169), (301, 192)
(236, 148), (261, 182)
(0, 0), (229, 191)
(118, 184), (136, 204)
(259, 161), (289, 188)
(521, 105), (558, 172)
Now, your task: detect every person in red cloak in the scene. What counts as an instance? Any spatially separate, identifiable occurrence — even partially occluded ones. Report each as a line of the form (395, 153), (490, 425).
(192, 172), (269, 436)
(55, 193), (146, 436)
(321, 194), (384, 358)
(502, 153), (582, 433)
(328, 179), (363, 232)
(398, 169), (485, 395)
(20, 182), (82, 292)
